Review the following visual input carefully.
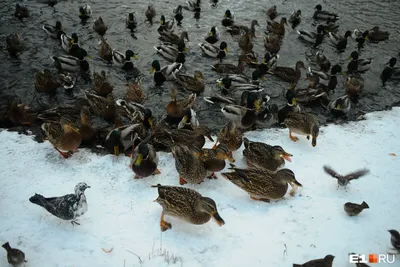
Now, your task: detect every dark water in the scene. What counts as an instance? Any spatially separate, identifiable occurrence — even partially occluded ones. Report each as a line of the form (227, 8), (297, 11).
(1, 0), (400, 134)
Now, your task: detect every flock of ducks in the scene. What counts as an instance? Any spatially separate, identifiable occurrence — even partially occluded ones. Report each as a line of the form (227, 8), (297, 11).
(2, 1), (400, 266)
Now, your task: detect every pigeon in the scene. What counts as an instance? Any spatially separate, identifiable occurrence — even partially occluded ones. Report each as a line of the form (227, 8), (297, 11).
(323, 165), (370, 189)
(388, 230), (400, 252)
(29, 182), (90, 225)
(293, 254), (335, 267)
(2, 242), (26, 267)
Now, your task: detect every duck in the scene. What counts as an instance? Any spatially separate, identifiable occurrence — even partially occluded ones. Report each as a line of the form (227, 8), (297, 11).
(112, 49), (139, 70)
(308, 63), (342, 81)
(344, 201), (369, 216)
(35, 69), (61, 94)
(226, 20), (259, 38)
(158, 31), (189, 48)
(255, 54), (278, 76)
(268, 61), (306, 88)
(222, 165), (302, 202)
(130, 137), (160, 179)
(295, 87), (327, 104)
(200, 143), (232, 178)
(353, 30), (369, 50)
(289, 10), (301, 29)
(216, 73), (253, 84)
(328, 95), (351, 116)
(175, 70), (205, 93)
(172, 144), (207, 185)
(184, 0), (200, 11)
(151, 184), (225, 231)
(381, 57), (400, 86)
(347, 51), (372, 73)
(277, 90), (301, 124)
(322, 18), (339, 33)
(238, 33), (253, 55)
(306, 50), (331, 72)
(222, 9), (234, 27)
(5, 100), (34, 126)
(214, 121), (243, 158)
(266, 5), (277, 20)
(266, 17), (288, 36)
(85, 91), (116, 121)
(243, 137), (292, 171)
(79, 4), (92, 22)
(41, 120), (82, 158)
(346, 75), (364, 97)
(264, 34), (281, 54)
(126, 13), (137, 32)
(216, 76), (263, 94)
(199, 41), (228, 61)
(176, 108), (199, 130)
(205, 26), (219, 44)
(92, 70), (113, 96)
(6, 33), (23, 57)
(154, 42), (186, 63)
(93, 17), (108, 36)
(297, 25), (324, 48)
(126, 79), (146, 104)
(173, 5), (184, 26)
(158, 15), (174, 33)
(150, 60), (182, 86)
(104, 123), (148, 156)
(212, 55), (247, 74)
(14, 4), (29, 20)
(166, 88), (196, 118)
(78, 107), (97, 145)
(115, 99), (154, 127)
(329, 30), (351, 50)
(99, 39), (113, 63)
(293, 255), (335, 267)
(313, 64), (343, 93)
(52, 48), (89, 73)
(60, 32), (81, 56)
(313, 4), (339, 21)
(283, 111), (319, 147)
(368, 26), (389, 42)
(42, 21), (64, 39)
(145, 5), (156, 25)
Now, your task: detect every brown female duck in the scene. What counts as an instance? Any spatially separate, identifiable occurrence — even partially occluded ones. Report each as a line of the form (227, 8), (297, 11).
(212, 55), (247, 74)
(172, 144), (207, 185)
(35, 69), (61, 94)
(92, 70), (113, 96)
(213, 121), (243, 158)
(283, 111), (319, 147)
(200, 143), (233, 178)
(126, 78), (146, 104)
(268, 61), (306, 88)
(166, 88), (197, 118)
(175, 71), (206, 93)
(266, 17), (288, 35)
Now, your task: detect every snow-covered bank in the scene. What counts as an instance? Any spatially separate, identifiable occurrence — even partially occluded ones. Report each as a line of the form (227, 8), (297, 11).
(1, 108), (399, 267)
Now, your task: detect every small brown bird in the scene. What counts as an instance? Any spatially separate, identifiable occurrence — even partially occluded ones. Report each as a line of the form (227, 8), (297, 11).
(200, 143), (232, 178)
(145, 5), (156, 25)
(323, 166), (370, 189)
(2, 242), (26, 267)
(293, 254), (335, 267)
(388, 229), (400, 251)
(344, 201), (369, 216)
(266, 5), (277, 20)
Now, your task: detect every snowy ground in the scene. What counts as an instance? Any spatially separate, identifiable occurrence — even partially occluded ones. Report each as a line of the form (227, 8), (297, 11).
(1, 108), (399, 267)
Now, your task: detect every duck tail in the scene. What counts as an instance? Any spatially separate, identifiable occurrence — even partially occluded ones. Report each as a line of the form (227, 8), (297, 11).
(243, 137), (250, 148)
(361, 201), (369, 209)
(151, 184), (162, 188)
(29, 193), (47, 208)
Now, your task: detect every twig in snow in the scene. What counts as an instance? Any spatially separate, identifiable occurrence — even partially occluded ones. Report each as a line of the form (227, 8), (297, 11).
(283, 244), (287, 259)
(126, 250), (143, 264)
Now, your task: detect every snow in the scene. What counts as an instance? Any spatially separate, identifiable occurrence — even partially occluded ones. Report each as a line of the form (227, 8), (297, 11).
(1, 108), (399, 267)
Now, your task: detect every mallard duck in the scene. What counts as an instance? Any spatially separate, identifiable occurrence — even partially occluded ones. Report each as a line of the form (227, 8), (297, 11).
(368, 26), (389, 42)
(268, 61), (306, 88)
(277, 90), (301, 123)
(212, 55), (247, 74)
(214, 121), (243, 157)
(184, 0), (200, 11)
(52, 49), (89, 73)
(344, 201), (369, 216)
(15, 4), (29, 20)
(322, 18), (339, 33)
(99, 39), (113, 63)
(166, 88), (196, 118)
(35, 69), (61, 94)
(200, 143), (232, 178)
(216, 73), (253, 84)
(199, 41), (228, 61)
(284, 111), (319, 147)
(356, 30), (369, 50)
(130, 137), (160, 178)
(238, 33), (253, 55)
(6, 100), (35, 126)
(176, 108), (199, 130)
(306, 50), (331, 72)
(264, 34), (281, 54)
(309, 64), (342, 92)
(93, 17), (108, 36)
(243, 137), (292, 171)
(295, 87), (327, 104)
(145, 5), (156, 25)
(313, 4), (339, 21)
(329, 30), (351, 50)
(381, 57), (400, 86)
(151, 184), (225, 231)
(154, 42), (186, 63)
(126, 13), (137, 32)
(60, 32), (81, 56)
(150, 60), (182, 86)
(158, 15), (174, 33)
(79, 4), (92, 22)
(42, 21), (64, 39)
(115, 99), (153, 127)
(226, 20), (259, 38)
(346, 75), (364, 97)
(172, 144), (207, 184)
(222, 9), (234, 27)
(104, 123), (148, 156)
(159, 31), (189, 47)
(6, 33), (23, 56)
(266, 17), (287, 36)
(216, 76), (263, 94)
(92, 70), (113, 96)
(85, 91), (116, 121)
(347, 51), (372, 73)
(78, 107), (97, 145)
(112, 49), (138, 70)
(328, 95), (351, 116)
(260, 52), (279, 71)
(126, 79), (146, 104)
(266, 5), (277, 20)
(175, 70), (205, 93)
(42, 120), (82, 158)
(222, 166), (302, 201)
(173, 5), (184, 26)
(297, 25), (324, 48)
(289, 10), (301, 29)
(205, 26), (219, 44)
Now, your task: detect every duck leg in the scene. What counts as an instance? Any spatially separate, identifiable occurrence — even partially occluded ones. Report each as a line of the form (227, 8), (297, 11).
(289, 131), (299, 142)
(306, 135), (310, 140)
(179, 176), (188, 185)
(208, 172), (217, 179)
(212, 142), (218, 149)
(228, 151), (235, 163)
(250, 196), (270, 203)
(54, 147), (72, 158)
(160, 211), (172, 232)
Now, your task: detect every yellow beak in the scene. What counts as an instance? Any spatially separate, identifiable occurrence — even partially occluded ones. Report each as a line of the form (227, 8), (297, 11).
(134, 154), (143, 166)
(209, 32), (213, 36)
(150, 67), (155, 74)
(348, 56), (353, 60)
(148, 117), (153, 126)
(113, 146), (119, 156)
(134, 55), (139, 60)
(254, 100), (261, 111)
(225, 47), (229, 52)
(336, 104), (342, 110)
(181, 116), (188, 124)
(292, 98), (297, 105)
(217, 81), (223, 86)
